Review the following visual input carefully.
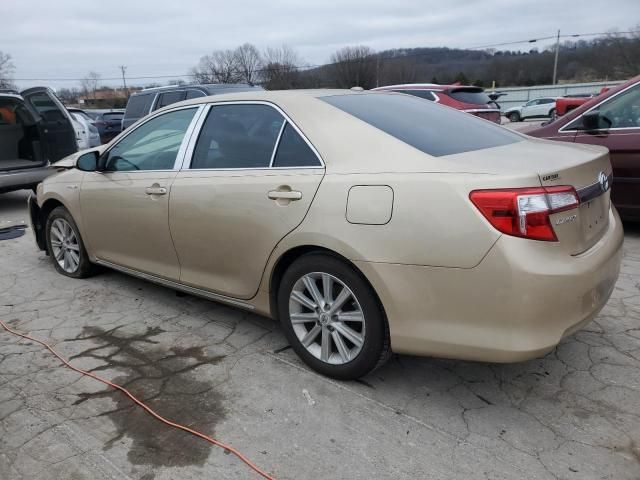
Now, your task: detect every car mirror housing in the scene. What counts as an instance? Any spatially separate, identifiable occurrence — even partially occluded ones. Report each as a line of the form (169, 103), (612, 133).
(76, 151), (99, 171)
(582, 110), (611, 132)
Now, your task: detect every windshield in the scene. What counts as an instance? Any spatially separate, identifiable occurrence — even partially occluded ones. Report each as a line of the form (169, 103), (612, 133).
(321, 93), (521, 157)
(447, 88), (492, 105)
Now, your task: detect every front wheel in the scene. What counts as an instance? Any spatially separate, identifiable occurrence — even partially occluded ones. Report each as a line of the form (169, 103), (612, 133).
(45, 207), (97, 278)
(277, 253), (390, 379)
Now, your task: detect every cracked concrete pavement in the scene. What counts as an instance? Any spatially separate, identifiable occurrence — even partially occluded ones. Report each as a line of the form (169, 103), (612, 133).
(1, 189), (639, 480)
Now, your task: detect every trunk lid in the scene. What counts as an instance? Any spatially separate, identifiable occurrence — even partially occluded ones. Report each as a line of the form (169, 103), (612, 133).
(539, 145), (612, 254)
(450, 138), (612, 254)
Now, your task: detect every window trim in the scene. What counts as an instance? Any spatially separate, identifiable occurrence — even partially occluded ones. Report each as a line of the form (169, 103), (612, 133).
(179, 100), (325, 171)
(99, 104), (205, 173)
(559, 81), (640, 133)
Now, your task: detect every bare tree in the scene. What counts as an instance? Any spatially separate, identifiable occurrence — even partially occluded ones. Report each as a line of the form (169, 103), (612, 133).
(80, 71), (101, 99)
(191, 50), (241, 84)
(329, 46), (377, 89)
(57, 87), (81, 104)
(234, 43), (262, 84)
(381, 57), (417, 85)
(0, 51), (15, 89)
(261, 46), (303, 90)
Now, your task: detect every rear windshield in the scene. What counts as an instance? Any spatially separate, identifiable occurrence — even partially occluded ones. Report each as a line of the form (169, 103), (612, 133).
(124, 93), (153, 119)
(447, 88), (492, 105)
(321, 93), (521, 157)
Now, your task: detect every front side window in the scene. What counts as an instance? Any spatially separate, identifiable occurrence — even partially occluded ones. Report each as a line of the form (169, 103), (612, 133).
(191, 104), (284, 169)
(125, 94), (153, 118)
(272, 123), (321, 167)
(322, 93), (521, 157)
(102, 108), (196, 171)
(583, 84), (640, 129)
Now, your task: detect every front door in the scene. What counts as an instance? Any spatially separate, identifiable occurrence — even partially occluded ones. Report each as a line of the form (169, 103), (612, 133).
(21, 87), (77, 162)
(80, 106), (201, 279)
(571, 83), (640, 220)
(170, 103), (325, 299)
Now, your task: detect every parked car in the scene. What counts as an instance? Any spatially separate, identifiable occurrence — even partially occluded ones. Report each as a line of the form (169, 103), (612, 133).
(372, 83), (502, 123)
(527, 75), (640, 221)
(85, 110), (124, 144)
(29, 90), (622, 379)
(121, 83), (264, 130)
(67, 108), (101, 149)
(0, 87), (77, 193)
(504, 97), (558, 122)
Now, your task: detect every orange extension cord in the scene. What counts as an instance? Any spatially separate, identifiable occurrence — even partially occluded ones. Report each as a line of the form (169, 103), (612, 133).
(0, 320), (276, 480)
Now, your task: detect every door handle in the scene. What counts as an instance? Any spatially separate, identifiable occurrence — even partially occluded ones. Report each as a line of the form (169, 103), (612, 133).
(268, 190), (302, 200)
(145, 186), (167, 195)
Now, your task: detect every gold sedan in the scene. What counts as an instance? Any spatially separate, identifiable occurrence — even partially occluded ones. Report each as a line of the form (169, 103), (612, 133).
(29, 90), (623, 379)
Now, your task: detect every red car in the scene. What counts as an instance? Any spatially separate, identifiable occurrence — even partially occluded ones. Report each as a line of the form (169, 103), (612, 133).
(372, 83), (501, 124)
(528, 75), (640, 221)
(554, 88), (610, 118)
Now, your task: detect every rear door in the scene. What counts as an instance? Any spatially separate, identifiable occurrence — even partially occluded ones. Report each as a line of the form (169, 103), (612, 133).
(568, 82), (640, 220)
(21, 87), (77, 162)
(169, 102), (325, 299)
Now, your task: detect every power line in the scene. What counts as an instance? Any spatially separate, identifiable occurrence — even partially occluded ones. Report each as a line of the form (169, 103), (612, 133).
(11, 29), (640, 83)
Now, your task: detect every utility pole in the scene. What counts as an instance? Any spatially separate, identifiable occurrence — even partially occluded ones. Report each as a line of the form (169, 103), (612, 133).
(552, 30), (560, 85)
(119, 65), (128, 99)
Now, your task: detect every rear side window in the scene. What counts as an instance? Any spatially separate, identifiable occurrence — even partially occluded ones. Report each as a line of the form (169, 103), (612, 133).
(393, 90), (436, 101)
(125, 94), (153, 118)
(447, 88), (491, 105)
(156, 91), (187, 109)
(321, 93), (521, 157)
(186, 89), (206, 100)
(191, 104), (284, 169)
(273, 123), (321, 167)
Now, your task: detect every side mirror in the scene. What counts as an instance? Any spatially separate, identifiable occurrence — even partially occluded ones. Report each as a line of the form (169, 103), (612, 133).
(582, 110), (612, 132)
(76, 151), (99, 171)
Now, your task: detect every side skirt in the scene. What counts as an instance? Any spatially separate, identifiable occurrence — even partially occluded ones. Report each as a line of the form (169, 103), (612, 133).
(94, 258), (255, 310)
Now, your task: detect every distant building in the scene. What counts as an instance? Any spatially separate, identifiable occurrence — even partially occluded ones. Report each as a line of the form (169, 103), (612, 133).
(78, 87), (140, 108)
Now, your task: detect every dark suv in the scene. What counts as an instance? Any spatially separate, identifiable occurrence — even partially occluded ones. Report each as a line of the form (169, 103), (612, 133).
(0, 87), (77, 193)
(121, 83), (263, 130)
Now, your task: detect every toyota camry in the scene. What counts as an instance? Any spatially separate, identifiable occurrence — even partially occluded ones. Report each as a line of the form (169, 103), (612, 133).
(29, 89), (623, 379)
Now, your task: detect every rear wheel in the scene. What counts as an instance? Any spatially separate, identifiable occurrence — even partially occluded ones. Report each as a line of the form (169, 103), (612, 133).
(549, 108), (556, 120)
(508, 112), (521, 122)
(45, 207), (97, 278)
(277, 253), (390, 379)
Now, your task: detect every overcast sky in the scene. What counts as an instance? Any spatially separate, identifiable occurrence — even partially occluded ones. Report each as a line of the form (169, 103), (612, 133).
(1, 0), (638, 90)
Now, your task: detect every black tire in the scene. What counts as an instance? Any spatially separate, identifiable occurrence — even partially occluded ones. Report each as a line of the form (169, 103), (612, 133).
(277, 253), (390, 380)
(508, 112), (521, 122)
(45, 206), (98, 278)
(549, 108), (556, 120)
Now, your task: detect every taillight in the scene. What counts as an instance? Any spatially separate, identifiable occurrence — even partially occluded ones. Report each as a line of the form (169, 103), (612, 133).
(469, 186), (579, 241)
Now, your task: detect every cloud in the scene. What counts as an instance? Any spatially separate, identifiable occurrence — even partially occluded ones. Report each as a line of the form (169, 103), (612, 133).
(1, 0), (638, 89)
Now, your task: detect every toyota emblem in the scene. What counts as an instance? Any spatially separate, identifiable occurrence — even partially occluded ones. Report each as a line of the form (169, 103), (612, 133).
(598, 171), (609, 192)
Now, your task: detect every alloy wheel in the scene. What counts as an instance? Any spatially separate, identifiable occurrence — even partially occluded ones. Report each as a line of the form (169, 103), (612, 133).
(289, 272), (366, 365)
(49, 218), (81, 273)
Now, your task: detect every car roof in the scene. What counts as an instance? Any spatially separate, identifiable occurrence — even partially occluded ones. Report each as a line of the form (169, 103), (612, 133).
(132, 83), (261, 96)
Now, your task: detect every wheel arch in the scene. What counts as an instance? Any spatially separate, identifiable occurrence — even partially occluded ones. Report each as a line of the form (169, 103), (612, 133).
(268, 245), (389, 330)
(30, 197), (67, 251)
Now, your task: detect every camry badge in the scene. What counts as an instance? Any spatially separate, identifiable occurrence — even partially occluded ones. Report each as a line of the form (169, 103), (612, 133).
(598, 171), (609, 192)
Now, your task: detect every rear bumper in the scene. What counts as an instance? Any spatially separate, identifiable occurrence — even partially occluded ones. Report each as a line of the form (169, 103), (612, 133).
(0, 166), (54, 193)
(355, 207), (624, 362)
